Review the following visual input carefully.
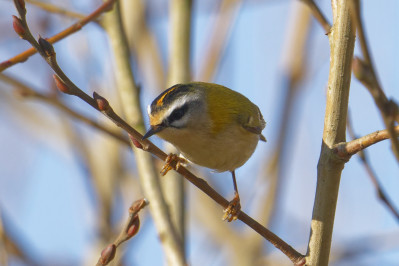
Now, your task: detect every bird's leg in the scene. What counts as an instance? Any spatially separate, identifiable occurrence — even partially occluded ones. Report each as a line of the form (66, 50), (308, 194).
(222, 171), (241, 222)
(160, 153), (186, 176)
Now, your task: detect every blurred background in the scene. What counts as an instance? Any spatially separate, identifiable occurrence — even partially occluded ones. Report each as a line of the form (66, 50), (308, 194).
(0, 0), (398, 265)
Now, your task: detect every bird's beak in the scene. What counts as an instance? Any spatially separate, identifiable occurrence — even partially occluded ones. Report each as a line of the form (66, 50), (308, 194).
(142, 124), (165, 140)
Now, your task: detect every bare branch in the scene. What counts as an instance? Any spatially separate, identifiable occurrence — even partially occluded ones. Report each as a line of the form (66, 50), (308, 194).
(96, 199), (149, 266)
(334, 125), (399, 159)
(307, 1), (355, 264)
(1, 0), (116, 72)
(26, 0), (86, 20)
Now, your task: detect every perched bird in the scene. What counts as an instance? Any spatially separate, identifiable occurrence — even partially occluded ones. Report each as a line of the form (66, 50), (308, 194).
(143, 82), (266, 221)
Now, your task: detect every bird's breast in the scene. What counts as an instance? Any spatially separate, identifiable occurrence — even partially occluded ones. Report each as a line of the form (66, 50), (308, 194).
(157, 125), (260, 172)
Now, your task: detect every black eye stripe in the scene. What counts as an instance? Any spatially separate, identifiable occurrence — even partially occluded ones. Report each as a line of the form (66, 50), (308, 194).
(167, 104), (189, 124)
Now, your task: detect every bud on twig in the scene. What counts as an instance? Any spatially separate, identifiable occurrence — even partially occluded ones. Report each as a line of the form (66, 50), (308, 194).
(126, 215), (140, 240)
(12, 15), (26, 38)
(98, 244), (116, 265)
(93, 92), (110, 111)
(53, 74), (73, 95)
(129, 134), (143, 149)
(38, 37), (55, 57)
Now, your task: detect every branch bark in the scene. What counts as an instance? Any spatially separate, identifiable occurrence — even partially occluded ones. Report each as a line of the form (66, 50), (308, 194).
(306, 0), (355, 265)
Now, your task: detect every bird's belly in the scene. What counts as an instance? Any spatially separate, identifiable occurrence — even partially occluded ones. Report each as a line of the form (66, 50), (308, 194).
(160, 127), (259, 172)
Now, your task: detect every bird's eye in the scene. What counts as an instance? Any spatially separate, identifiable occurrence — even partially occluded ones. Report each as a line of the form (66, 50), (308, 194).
(168, 104), (189, 124)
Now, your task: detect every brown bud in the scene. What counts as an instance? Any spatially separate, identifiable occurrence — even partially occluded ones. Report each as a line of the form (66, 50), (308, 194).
(129, 134), (143, 149)
(99, 244), (116, 265)
(12, 15), (26, 38)
(93, 92), (110, 111)
(53, 74), (72, 94)
(38, 37), (55, 57)
(126, 215), (140, 240)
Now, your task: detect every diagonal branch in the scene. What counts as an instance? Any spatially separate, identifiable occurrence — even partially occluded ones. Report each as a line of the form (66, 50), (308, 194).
(300, 0), (331, 34)
(1, 0), (116, 72)
(0, 73), (130, 146)
(26, 0), (86, 20)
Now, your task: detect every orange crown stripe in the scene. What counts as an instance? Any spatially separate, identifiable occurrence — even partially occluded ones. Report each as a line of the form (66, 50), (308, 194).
(156, 86), (178, 106)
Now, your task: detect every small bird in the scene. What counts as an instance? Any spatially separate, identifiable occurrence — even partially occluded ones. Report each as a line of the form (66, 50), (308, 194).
(143, 82), (266, 221)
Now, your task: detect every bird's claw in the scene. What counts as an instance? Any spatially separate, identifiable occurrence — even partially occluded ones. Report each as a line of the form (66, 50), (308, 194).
(222, 193), (241, 222)
(160, 154), (186, 176)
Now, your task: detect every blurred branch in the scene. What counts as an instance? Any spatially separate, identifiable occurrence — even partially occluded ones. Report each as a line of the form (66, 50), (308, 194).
(307, 1), (355, 265)
(330, 230), (399, 264)
(0, 73), (129, 146)
(11, 1), (305, 264)
(197, 0), (242, 81)
(345, 116), (399, 221)
(349, 0), (399, 162)
(164, 0), (193, 253)
(352, 57), (399, 161)
(300, 0), (331, 34)
(120, 0), (165, 89)
(255, 1), (311, 260)
(0, 210), (39, 266)
(26, 0), (86, 20)
(0, 0), (115, 72)
(101, 1), (186, 265)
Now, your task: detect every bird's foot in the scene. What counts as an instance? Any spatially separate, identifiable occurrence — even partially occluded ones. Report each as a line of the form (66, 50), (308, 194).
(160, 154), (186, 176)
(222, 193), (241, 222)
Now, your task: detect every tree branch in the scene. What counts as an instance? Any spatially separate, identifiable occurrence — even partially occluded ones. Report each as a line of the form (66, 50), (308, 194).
(334, 125), (399, 159)
(306, 1), (355, 265)
(1, 0), (115, 72)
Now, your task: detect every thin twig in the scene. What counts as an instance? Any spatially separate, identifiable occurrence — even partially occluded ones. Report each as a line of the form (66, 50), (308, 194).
(345, 116), (399, 221)
(96, 199), (148, 266)
(334, 125), (399, 159)
(26, 0), (86, 20)
(0, 73), (130, 146)
(1, 0), (116, 72)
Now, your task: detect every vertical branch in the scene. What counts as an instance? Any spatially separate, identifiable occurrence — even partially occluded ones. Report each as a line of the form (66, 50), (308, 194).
(306, 0), (355, 265)
(165, 0), (192, 255)
(102, 2), (186, 265)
